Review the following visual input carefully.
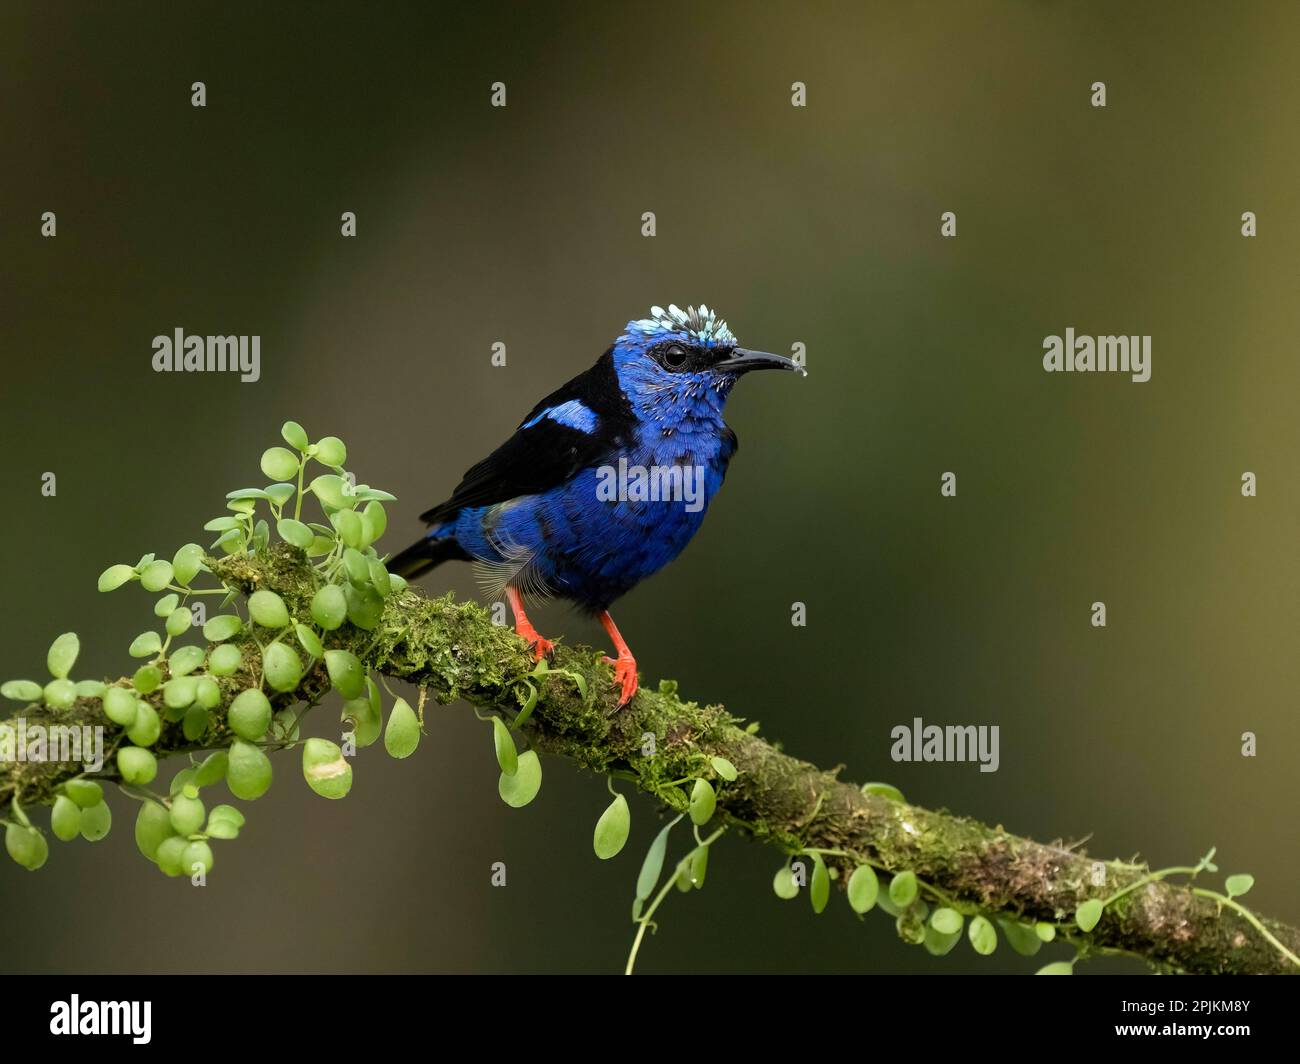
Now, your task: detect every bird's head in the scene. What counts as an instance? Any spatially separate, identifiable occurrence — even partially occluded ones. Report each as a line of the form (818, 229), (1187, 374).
(611, 304), (804, 421)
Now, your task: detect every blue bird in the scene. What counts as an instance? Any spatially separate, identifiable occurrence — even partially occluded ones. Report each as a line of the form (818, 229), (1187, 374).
(389, 304), (804, 705)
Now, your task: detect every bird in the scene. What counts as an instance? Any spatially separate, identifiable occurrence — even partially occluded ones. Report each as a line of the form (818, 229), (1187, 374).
(389, 304), (804, 706)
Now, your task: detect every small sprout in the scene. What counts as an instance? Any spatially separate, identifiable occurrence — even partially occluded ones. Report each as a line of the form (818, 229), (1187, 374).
(593, 793), (631, 860)
(498, 749), (542, 808)
(847, 865), (879, 913)
(302, 737), (353, 799)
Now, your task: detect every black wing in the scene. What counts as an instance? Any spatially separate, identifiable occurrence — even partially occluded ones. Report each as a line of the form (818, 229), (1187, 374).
(418, 348), (636, 526)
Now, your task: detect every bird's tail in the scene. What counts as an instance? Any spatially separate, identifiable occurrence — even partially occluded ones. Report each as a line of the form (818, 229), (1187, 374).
(387, 529), (470, 581)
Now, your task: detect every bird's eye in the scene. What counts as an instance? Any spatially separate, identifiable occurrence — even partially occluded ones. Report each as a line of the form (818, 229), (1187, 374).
(663, 344), (688, 369)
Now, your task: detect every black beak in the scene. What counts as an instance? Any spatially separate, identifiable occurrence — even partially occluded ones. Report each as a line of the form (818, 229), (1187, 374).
(717, 347), (807, 376)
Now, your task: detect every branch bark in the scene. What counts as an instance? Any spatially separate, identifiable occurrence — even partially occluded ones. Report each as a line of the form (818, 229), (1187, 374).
(3, 545), (1296, 974)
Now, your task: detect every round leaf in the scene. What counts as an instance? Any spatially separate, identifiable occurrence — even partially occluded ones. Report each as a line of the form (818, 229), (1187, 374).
(593, 793), (630, 860)
(498, 749), (542, 808)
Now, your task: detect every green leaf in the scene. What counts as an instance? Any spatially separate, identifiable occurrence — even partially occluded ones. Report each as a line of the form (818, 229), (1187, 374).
(773, 863), (799, 900)
(6, 823), (49, 870)
(203, 612), (244, 642)
(688, 778), (716, 826)
(229, 689), (273, 741)
(636, 816), (681, 902)
(43, 679), (76, 709)
(203, 516), (241, 532)
(1075, 898), (1104, 933)
(128, 631), (161, 658)
(968, 914), (998, 955)
(309, 474), (351, 510)
(862, 781), (905, 803)
(168, 645), (205, 677)
(302, 737), (353, 799)
(1, 680), (43, 702)
(154, 593), (179, 618)
(281, 420), (309, 450)
(314, 436), (347, 466)
(165, 607), (192, 638)
(51, 795), (82, 841)
(1035, 922), (1057, 942)
(931, 907), (963, 936)
(361, 501), (387, 544)
(514, 679), (539, 727)
(325, 649), (365, 699)
(888, 870), (918, 907)
(1224, 874), (1254, 899)
(1036, 961), (1074, 975)
(710, 755), (738, 781)
(492, 716), (517, 775)
(310, 584), (348, 630)
(75, 680), (105, 698)
(498, 749), (542, 808)
(65, 780), (103, 808)
(227, 739), (273, 800)
(384, 697), (420, 759)
(295, 623), (324, 659)
(171, 543), (205, 586)
(97, 564), (136, 592)
(46, 632), (79, 679)
(344, 582), (384, 629)
(261, 446), (300, 482)
(265, 482), (296, 507)
(810, 853), (830, 913)
(277, 518), (314, 549)
(248, 590), (290, 628)
(998, 918), (1042, 957)
(208, 643), (243, 676)
(139, 560), (174, 593)
(194, 751), (229, 787)
(847, 864), (879, 913)
(262, 642), (302, 692)
(334, 509), (363, 549)
(593, 793), (631, 860)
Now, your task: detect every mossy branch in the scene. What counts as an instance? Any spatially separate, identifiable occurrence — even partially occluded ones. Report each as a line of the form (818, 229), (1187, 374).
(2, 544), (1296, 975)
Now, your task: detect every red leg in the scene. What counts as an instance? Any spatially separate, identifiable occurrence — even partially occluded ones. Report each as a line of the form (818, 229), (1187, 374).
(599, 610), (638, 706)
(506, 587), (553, 660)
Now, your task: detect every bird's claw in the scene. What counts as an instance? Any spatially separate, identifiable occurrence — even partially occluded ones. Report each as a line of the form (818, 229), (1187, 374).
(603, 654), (638, 707)
(527, 635), (555, 662)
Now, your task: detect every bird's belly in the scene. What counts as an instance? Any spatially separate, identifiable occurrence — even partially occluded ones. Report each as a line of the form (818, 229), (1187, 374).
(474, 458), (724, 610)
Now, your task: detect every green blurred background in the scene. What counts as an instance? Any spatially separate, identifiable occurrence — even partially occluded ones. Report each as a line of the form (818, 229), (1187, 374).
(2, 0), (1297, 973)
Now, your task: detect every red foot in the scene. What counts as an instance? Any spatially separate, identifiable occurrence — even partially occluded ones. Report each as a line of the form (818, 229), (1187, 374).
(601, 654), (639, 705)
(506, 587), (554, 661)
(599, 611), (639, 707)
